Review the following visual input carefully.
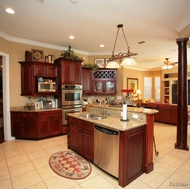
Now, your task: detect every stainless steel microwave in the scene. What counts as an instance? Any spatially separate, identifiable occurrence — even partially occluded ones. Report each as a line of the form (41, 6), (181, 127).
(38, 82), (56, 92)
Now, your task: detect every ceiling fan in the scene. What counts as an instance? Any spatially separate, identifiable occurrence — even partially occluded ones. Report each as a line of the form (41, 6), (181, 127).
(161, 58), (178, 69)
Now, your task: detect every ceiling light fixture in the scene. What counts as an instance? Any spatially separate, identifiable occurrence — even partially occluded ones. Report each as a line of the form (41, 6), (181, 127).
(69, 36), (75, 39)
(161, 58), (177, 70)
(5, 8), (15, 14)
(106, 24), (138, 68)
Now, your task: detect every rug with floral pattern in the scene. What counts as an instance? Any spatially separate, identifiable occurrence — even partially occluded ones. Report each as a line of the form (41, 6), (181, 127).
(49, 151), (92, 180)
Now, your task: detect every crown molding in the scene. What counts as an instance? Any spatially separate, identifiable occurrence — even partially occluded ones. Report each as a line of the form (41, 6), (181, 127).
(176, 14), (190, 32)
(0, 31), (89, 55)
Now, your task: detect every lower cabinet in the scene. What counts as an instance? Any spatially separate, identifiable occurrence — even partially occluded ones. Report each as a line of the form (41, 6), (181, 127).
(68, 116), (94, 162)
(11, 110), (62, 139)
(119, 126), (146, 187)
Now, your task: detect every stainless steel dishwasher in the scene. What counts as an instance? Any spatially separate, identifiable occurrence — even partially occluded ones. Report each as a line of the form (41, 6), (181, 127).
(94, 125), (119, 178)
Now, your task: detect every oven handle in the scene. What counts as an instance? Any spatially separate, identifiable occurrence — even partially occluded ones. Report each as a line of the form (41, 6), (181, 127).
(62, 90), (82, 93)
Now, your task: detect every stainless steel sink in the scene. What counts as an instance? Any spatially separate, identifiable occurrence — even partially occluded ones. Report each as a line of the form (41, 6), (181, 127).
(80, 113), (108, 120)
(91, 116), (108, 120)
(80, 113), (97, 118)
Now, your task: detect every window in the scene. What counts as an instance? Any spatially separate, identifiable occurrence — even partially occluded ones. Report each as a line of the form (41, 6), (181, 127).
(155, 77), (160, 101)
(144, 77), (152, 99)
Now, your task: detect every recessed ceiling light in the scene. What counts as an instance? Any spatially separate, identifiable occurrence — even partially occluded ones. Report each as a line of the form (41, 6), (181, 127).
(69, 36), (75, 39)
(5, 8), (15, 14)
(100, 44), (104, 48)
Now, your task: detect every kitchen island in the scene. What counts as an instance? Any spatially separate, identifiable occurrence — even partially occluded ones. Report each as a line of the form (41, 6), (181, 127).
(67, 104), (158, 187)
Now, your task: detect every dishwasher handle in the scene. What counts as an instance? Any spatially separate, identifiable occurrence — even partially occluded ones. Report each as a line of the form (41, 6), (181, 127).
(95, 125), (119, 135)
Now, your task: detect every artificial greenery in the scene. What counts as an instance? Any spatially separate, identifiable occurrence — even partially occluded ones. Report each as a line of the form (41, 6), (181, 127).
(82, 63), (99, 71)
(60, 46), (83, 61)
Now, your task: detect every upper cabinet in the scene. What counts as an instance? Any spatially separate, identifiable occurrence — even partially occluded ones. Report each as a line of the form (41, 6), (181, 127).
(92, 69), (117, 95)
(34, 64), (57, 78)
(82, 68), (93, 95)
(19, 61), (58, 96)
(54, 58), (82, 85)
(82, 68), (117, 95)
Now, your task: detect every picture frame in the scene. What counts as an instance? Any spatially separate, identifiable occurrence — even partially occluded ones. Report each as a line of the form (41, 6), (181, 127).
(127, 78), (138, 94)
(32, 49), (44, 62)
(94, 58), (104, 68)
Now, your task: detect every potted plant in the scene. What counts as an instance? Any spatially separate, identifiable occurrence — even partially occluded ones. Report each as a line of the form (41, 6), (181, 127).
(82, 63), (99, 71)
(60, 46), (83, 62)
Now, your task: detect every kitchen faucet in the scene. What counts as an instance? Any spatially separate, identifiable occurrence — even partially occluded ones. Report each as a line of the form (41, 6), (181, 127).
(99, 98), (106, 116)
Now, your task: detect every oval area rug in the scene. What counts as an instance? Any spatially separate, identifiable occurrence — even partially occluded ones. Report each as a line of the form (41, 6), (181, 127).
(49, 151), (92, 180)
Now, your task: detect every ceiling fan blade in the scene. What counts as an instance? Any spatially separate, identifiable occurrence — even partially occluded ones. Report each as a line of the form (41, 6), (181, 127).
(171, 62), (178, 65)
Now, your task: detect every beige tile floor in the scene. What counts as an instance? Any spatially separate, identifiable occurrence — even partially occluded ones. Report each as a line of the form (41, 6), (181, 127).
(0, 122), (190, 189)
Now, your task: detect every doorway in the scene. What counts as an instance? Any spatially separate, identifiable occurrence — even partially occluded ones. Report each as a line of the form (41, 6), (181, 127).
(0, 51), (12, 142)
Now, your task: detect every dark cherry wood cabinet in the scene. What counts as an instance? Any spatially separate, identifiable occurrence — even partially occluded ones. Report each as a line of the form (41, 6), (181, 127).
(34, 63), (57, 78)
(92, 69), (117, 95)
(11, 110), (62, 139)
(54, 58), (82, 85)
(20, 62), (35, 96)
(67, 116), (94, 162)
(119, 126), (145, 187)
(82, 68), (92, 94)
(19, 61), (58, 96)
(81, 68), (117, 95)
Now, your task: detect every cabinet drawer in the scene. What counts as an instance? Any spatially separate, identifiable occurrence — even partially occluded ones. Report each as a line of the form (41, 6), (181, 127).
(79, 120), (93, 132)
(68, 116), (79, 125)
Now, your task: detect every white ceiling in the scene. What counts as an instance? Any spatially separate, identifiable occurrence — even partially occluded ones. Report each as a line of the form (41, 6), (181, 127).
(1, 0), (190, 70)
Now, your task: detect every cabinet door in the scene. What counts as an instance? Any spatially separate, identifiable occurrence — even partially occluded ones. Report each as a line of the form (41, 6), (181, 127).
(34, 64), (46, 76)
(46, 65), (57, 77)
(11, 112), (23, 138)
(49, 112), (62, 136)
(79, 120), (94, 161)
(23, 115), (37, 139)
(61, 62), (71, 84)
(92, 80), (103, 94)
(38, 116), (50, 138)
(105, 80), (116, 94)
(82, 69), (92, 94)
(72, 63), (82, 84)
(81, 126), (94, 161)
(69, 123), (80, 152)
(20, 64), (35, 95)
(61, 61), (82, 84)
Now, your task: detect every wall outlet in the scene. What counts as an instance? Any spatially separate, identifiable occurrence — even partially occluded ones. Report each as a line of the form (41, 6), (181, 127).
(132, 114), (138, 119)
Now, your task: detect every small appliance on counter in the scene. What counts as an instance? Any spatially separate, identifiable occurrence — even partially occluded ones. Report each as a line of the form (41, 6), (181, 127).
(42, 100), (55, 109)
(35, 96), (58, 110)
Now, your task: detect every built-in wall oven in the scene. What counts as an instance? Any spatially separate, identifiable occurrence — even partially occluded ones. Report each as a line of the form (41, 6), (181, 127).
(62, 107), (82, 125)
(62, 84), (83, 125)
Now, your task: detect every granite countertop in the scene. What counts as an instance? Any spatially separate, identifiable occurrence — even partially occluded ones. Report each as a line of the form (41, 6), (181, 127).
(67, 111), (147, 131)
(88, 104), (159, 115)
(10, 106), (62, 112)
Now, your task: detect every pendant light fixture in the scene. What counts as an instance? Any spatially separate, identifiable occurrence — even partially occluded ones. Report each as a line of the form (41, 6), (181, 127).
(106, 24), (138, 68)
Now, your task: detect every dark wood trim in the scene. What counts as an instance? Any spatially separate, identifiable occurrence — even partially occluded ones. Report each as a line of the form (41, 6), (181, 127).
(119, 126), (146, 187)
(144, 114), (154, 173)
(175, 38), (189, 151)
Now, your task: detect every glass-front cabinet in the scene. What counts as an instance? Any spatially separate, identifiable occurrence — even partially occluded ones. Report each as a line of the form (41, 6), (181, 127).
(92, 69), (117, 95)
(92, 80), (116, 94)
